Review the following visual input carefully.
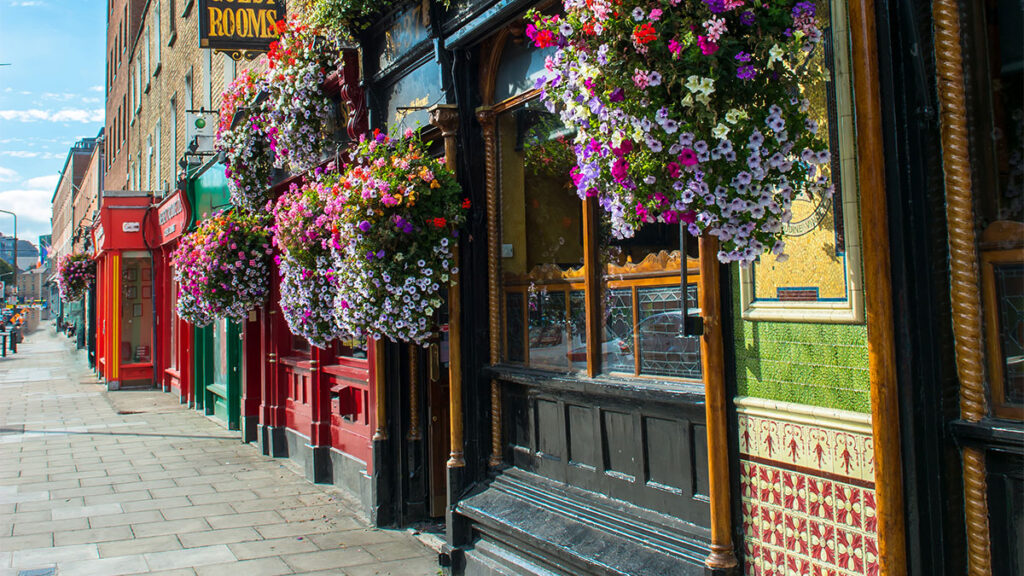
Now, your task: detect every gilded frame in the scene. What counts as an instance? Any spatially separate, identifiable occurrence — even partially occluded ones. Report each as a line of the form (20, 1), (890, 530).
(738, 0), (865, 324)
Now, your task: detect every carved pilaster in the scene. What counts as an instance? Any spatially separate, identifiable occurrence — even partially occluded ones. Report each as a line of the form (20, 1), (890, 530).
(477, 107), (503, 469)
(932, 0), (992, 572)
(339, 48), (368, 139)
(408, 343), (422, 441)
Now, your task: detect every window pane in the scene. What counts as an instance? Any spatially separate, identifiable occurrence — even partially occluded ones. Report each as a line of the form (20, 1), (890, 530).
(637, 285), (702, 379)
(995, 264), (1024, 405)
(600, 220), (700, 379)
(500, 103), (583, 371)
(121, 257), (152, 365)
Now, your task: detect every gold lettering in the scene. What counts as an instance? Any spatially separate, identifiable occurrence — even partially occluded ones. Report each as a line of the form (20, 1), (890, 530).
(208, 7), (223, 37)
(245, 9), (260, 38)
(223, 8), (234, 36)
(264, 9), (277, 37)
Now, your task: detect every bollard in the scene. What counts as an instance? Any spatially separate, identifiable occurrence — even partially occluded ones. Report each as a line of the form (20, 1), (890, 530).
(9, 329), (16, 354)
(1, 333), (6, 357)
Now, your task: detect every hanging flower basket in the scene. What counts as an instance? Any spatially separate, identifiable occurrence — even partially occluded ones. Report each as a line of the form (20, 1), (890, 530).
(56, 253), (95, 302)
(271, 170), (348, 348)
(266, 16), (340, 174)
(216, 70), (277, 212)
(170, 211), (272, 327)
(527, 0), (833, 264)
(328, 130), (467, 346)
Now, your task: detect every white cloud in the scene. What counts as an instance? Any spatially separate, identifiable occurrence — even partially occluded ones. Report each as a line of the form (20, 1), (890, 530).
(0, 167), (17, 182)
(89, 86), (103, 92)
(23, 174), (58, 190)
(0, 108), (103, 123)
(0, 188), (55, 240)
(9, 1), (46, 6)
(0, 151), (63, 160)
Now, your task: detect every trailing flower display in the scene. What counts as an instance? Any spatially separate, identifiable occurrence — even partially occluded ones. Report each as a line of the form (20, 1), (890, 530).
(527, 0), (833, 264)
(270, 171), (348, 348)
(266, 16), (339, 174)
(216, 70), (276, 212)
(328, 130), (467, 346)
(170, 211), (272, 327)
(296, 0), (450, 38)
(56, 253), (95, 302)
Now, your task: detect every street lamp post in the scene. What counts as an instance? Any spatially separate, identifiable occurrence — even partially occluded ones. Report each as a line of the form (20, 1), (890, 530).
(0, 210), (16, 302)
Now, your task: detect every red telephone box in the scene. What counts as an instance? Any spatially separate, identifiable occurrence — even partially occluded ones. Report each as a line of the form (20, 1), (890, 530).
(93, 192), (155, 390)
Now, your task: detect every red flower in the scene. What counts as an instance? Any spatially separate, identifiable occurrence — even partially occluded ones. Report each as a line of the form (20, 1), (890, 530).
(433, 217), (447, 228)
(632, 23), (657, 45)
(274, 19), (287, 34)
(461, 198), (471, 209)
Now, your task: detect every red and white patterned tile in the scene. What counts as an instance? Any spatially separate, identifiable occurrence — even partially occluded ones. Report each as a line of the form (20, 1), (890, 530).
(737, 402), (877, 576)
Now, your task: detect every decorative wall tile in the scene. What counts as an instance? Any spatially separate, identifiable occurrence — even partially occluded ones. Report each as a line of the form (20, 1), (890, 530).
(738, 401), (876, 576)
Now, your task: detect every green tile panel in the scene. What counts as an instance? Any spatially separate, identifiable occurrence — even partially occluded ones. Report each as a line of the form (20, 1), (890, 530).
(732, 274), (871, 413)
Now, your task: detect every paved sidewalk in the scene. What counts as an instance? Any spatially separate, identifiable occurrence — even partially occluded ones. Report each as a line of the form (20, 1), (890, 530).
(0, 329), (439, 576)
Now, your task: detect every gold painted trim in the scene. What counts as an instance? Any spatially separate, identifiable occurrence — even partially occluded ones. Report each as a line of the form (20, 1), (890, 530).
(932, 0), (993, 572)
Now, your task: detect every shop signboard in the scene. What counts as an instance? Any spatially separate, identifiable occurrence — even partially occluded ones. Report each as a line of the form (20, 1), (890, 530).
(198, 0), (285, 60)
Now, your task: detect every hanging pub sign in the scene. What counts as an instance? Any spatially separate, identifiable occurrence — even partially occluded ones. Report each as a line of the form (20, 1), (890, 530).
(198, 0), (286, 61)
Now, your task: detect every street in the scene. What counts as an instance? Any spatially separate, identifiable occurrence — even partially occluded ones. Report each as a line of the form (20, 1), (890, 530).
(0, 330), (439, 576)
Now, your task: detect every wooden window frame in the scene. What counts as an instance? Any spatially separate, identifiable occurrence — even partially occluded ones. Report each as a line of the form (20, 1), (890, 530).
(490, 92), (701, 382)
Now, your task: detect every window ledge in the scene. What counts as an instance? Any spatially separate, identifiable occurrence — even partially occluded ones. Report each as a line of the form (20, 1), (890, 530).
(153, 61), (161, 77)
(167, 30), (177, 47)
(484, 364), (705, 406)
(181, 0), (194, 17)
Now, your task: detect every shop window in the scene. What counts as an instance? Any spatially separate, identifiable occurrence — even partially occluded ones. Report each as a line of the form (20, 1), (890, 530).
(334, 337), (368, 360)
(970, 0), (1024, 420)
(121, 257), (153, 365)
(498, 102), (700, 380)
(169, 277), (178, 370)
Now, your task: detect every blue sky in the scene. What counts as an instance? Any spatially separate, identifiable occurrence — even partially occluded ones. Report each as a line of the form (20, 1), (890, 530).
(0, 1), (106, 246)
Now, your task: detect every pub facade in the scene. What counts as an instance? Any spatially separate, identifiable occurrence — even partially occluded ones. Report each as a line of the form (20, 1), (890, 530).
(96, 0), (1022, 574)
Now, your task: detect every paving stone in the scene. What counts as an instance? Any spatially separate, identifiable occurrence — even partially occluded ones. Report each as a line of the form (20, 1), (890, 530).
(193, 556), (294, 576)
(51, 502), (124, 520)
(143, 544), (236, 570)
(122, 496), (192, 513)
(343, 556), (441, 576)
(178, 527), (261, 548)
(131, 518), (211, 539)
(84, 490), (153, 506)
(54, 525), (134, 547)
(12, 517), (88, 536)
(98, 535), (182, 558)
(206, 510), (285, 531)
(256, 518), (361, 540)
(56, 554), (149, 576)
(88, 510), (163, 529)
(159, 503), (235, 521)
(227, 536), (320, 561)
(281, 548), (378, 572)
(10, 543), (98, 565)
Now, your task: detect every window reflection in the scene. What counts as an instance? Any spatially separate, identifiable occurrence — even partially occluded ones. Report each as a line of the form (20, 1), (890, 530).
(500, 104), (583, 371)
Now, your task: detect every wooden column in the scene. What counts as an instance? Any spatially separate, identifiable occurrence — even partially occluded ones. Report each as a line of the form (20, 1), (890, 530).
(848, 1), (908, 573)
(698, 236), (737, 572)
(477, 107), (503, 467)
(430, 104), (465, 468)
(931, 0), (992, 573)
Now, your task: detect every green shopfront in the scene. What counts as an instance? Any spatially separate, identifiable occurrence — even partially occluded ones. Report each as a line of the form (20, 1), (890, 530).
(187, 160), (243, 430)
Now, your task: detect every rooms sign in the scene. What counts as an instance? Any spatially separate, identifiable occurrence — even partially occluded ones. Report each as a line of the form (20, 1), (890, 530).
(198, 0), (286, 61)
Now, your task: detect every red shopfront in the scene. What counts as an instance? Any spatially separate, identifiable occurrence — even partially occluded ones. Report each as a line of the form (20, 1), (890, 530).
(93, 192), (155, 390)
(148, 189), (193, 404)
